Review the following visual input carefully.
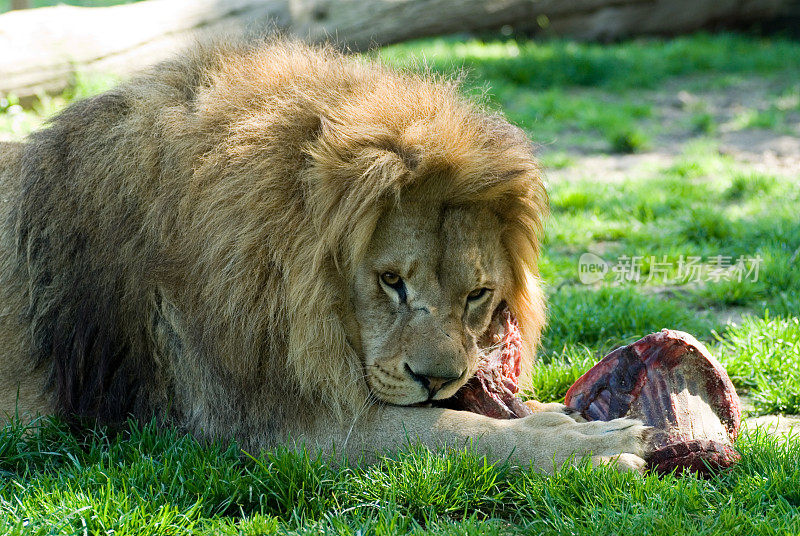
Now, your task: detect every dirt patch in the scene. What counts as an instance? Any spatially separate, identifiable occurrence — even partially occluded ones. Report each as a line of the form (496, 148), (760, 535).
(720, 131), (800, 176)
(745, 414), (800, 440)
(544, 72), (800, 183)
(544, 152), (675, 184)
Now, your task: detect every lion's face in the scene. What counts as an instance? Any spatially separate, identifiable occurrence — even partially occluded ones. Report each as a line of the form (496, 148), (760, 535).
(350, 197), (513, 406)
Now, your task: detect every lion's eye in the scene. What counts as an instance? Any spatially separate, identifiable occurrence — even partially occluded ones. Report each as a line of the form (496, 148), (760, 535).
(381, 272), (401, 287)
(467, 287), (490, 302)
(380, 271), (407, 303)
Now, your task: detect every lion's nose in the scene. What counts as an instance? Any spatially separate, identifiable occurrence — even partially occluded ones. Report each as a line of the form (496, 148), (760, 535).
(405, 364), (463, 398)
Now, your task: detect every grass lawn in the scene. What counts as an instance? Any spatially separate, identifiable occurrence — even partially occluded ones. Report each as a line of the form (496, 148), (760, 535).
(1, 32), (799, 534)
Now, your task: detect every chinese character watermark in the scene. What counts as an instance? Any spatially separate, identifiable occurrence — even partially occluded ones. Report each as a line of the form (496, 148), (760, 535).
(578, 253), (763, 284)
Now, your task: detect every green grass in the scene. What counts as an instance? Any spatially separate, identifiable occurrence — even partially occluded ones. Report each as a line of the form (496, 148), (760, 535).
(379, 33), (800, 91)
(529, 346), (597, 403)
(717, 315), (800, 415)
(1, 31), (799, 534)
(542, 286), (715, 356)
(378, 33), (800, 150)
(1, 418), (799, 535)
(539, 142), (799, 316)
(533, 136), (800, 413)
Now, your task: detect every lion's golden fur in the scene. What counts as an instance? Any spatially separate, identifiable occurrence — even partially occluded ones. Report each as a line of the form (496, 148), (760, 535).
(0, 39), (550, 452)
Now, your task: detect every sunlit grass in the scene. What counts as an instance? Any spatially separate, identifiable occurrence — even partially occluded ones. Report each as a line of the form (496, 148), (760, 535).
(379, 33), (800, 90)
(717, 315), (800, 415)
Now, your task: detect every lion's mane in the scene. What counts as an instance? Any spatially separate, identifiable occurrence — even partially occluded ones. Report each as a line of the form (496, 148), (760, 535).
(4, 39), (547, 443)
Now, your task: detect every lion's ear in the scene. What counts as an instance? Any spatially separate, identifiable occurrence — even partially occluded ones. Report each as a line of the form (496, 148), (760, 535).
(315, 115), (419, 180)
(360, 146), (415, 192)
(327, 145), (411, 271)
(306, 118), (420, 270)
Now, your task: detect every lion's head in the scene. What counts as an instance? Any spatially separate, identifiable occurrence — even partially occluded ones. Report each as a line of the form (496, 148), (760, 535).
(293, 69), (549, 412)
(351, 198), (516, 405)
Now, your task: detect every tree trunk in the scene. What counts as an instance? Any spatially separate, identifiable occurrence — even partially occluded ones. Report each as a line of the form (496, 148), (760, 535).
(289, 0), (792, 47)
(0, 0), (794, 103)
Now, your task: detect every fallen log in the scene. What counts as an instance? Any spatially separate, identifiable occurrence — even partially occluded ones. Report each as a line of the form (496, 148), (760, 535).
(0, 0), (291, 102)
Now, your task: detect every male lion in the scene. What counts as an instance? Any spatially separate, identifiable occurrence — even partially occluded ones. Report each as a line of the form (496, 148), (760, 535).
(0, 40), (647, 473)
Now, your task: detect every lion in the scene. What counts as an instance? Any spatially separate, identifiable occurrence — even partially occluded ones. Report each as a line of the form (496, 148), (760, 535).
(0, 39), (648, 473)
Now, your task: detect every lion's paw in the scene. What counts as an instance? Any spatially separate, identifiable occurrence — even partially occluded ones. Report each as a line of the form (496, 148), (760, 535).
(504, 413), (651, 474)
(578, 419), (651, 474)
(574, 417), (652, 458)
(591, 452), (648, 473)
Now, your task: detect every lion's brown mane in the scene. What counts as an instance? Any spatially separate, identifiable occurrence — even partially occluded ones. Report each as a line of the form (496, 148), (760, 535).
(0, 39), (547, 448)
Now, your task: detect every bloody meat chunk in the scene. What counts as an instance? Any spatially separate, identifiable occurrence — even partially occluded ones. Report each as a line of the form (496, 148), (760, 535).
(565, 329), (741, 476)
(439, 309), (741, 477)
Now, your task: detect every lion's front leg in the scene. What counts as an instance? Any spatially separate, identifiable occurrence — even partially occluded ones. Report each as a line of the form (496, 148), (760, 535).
(300, 406), (649, 474)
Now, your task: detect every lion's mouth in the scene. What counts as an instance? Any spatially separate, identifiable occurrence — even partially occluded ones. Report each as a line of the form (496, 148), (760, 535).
(434, 303), (533, 418)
